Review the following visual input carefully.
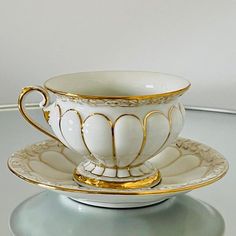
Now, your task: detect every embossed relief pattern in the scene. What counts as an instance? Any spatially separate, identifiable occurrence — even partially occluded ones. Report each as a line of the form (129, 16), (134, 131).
(8, 138), (228, 193)
(48, 104), (185, 171)
(58, 92), (185, 107)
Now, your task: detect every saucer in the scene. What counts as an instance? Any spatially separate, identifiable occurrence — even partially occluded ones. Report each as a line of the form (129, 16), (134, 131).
(10, 191), (225, 236)
(8, 138), (228, 208)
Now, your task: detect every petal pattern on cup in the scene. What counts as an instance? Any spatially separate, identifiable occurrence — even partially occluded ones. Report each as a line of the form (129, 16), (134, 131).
(131, 111), (169, 166)
(49, 105), (68, 146)
(29, 160), (72, 180)
(178, 103), (186, 120)
(82, 114), (114, 167)
(61, 110), (90, 157)
(168, 106), (184, 144)
(160, 155), (201, 177)
(40, 151), (75, 173)
(149, 146), (181, 169)
(114, 115), (143, 167)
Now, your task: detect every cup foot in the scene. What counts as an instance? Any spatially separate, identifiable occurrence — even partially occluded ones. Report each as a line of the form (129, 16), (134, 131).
(73, 162), (161, 189)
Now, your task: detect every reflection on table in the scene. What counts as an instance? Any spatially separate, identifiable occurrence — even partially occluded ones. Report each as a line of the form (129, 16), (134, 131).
(10, 191), (224, 236)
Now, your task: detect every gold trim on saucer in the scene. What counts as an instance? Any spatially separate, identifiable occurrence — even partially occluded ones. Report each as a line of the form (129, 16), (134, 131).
(7, 138), (229, 196)
(8, 161), (228, 195)
(73, 169), (161, 189)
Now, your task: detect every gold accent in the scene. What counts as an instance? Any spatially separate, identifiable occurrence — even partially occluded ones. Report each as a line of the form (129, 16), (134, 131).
(43, 110), (50, 122)
(113, 114), (144, 167)
(127, 167), (131, 176)
(73, 169), (161, 189)
(44, 72), (191, 102)
(148, 105), (176, 158)
(18, 86), (60, 142)
(56, 104), (71, 147)
(147, 106), (174, 157)
(7, 138), (229, 195)
(58, 108), (98, 164)
(128, 111), (165, 166)
(128, 105), (177, 166)
(111, 120), (117, 167)
(8, 159), (228, 195)
(81, 113), (115, 167)
(7, 161), (228, 196)
(48, 104), (183, 171)
(18, 96), (185, 177)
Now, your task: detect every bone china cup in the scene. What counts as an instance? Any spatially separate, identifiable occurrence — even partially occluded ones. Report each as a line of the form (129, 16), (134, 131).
(18, 71), (190, 189)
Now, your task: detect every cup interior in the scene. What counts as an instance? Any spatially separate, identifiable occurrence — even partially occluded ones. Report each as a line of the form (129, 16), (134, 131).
(44, 71), (190, 98)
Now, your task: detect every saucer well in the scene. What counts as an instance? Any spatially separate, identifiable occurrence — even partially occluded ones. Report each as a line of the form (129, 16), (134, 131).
(8, 138), (228, 208)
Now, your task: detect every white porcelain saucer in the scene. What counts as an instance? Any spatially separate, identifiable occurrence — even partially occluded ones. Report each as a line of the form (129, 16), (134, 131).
(8, 138), (228, 208)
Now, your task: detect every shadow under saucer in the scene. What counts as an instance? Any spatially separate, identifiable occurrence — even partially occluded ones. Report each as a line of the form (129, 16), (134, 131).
(9, 191), (225, 236)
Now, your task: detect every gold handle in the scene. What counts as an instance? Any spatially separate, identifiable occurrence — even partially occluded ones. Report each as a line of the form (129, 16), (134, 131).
(18, 86), (60, 141)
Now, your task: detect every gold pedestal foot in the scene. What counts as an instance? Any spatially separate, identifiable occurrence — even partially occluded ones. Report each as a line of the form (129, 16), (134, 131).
(73, 169), (162, 190)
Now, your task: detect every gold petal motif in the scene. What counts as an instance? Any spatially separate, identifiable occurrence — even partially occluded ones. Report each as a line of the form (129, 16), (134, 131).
(51, 103), (184, 171)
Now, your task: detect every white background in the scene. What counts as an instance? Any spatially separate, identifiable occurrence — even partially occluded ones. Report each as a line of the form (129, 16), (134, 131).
(0, 0), (235, 110)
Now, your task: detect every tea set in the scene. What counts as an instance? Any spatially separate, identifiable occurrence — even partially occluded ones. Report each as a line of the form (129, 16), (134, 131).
(8, 71), (228, 209)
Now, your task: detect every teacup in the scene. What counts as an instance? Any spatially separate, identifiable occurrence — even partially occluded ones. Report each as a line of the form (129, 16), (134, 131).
(18, 71), (190, 189)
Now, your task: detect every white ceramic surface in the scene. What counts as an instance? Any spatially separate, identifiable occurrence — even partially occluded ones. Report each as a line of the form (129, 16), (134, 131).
(18, 71), (190, 184)
(8, 137), (228, 208)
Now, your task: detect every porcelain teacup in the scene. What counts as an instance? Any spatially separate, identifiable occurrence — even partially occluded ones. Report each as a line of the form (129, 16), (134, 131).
(18, 71), (190, 189)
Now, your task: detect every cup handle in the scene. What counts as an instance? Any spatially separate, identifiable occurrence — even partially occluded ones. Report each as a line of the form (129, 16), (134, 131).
(18, 86), (60, 142)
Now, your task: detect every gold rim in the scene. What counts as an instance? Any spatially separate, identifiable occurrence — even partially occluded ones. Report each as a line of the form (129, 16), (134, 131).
(7, 158), (228, 196)
(44, 71), (191, 100)
(73, 169), (162, 189)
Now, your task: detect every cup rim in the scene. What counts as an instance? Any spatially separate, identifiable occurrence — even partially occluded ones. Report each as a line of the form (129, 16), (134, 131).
(44, 71), (191, 100)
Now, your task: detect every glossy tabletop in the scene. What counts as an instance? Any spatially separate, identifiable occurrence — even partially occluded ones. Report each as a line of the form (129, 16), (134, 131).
(0, 108), (235, 235)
